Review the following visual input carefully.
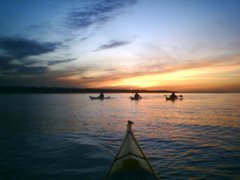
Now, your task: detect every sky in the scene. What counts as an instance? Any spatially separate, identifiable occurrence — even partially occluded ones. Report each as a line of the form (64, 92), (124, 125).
(0, 0), (240, 92)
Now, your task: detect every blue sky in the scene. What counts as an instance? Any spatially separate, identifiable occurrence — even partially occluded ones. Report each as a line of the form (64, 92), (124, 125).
(0, 0), (240, 91)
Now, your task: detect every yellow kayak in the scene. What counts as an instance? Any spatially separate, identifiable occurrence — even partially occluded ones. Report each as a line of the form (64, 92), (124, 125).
(106, 121), (159, 179)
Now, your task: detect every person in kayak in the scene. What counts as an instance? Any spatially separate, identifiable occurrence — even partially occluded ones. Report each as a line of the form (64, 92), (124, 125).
(99, 92), (104, 99)
(134, 92), (141, 99)
(170, 92), (177, 99)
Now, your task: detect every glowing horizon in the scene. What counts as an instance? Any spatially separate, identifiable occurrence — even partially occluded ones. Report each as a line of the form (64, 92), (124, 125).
(55, 55), (240, 92)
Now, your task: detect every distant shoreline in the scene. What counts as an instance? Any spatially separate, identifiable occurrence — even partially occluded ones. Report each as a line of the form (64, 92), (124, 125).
(0, 87), (237, 94)
(0, 87), (171, 94)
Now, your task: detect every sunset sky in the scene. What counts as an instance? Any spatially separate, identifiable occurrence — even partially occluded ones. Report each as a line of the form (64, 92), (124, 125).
(0, 0), (240, 92)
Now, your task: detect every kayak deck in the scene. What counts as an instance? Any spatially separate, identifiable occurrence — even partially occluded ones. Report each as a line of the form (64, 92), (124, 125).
(106, 121), (159, 179)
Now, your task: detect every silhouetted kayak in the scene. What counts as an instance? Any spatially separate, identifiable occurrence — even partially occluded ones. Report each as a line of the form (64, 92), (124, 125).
(166, 96), (183, 101)
(89, 96), (111, 100)
(106, 121), (159, 180)
(166, 96), (177, 101)
(130, 96), (142, 100)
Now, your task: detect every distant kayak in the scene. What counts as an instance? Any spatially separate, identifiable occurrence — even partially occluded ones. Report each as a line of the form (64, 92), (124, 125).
(106, 121), (159, 180)
(89, 96), (111, 100)
(130, 96), (142, 100)
(165, 95), (183, 101)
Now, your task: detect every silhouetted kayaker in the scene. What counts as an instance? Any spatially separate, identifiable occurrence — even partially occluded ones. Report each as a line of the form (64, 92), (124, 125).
(99, 92), (104, 99)
(134, 92), (141, 99)
(170, 92), (177, 99)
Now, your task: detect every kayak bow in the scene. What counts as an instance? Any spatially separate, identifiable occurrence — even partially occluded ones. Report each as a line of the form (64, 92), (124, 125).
(106, 121), (159, 179)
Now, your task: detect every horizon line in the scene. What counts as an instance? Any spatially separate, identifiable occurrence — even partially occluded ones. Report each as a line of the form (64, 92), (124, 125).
(0, 86), (239, 93)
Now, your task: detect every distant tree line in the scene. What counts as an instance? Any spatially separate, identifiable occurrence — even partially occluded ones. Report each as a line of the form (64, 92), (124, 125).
(0, 86), (171, 94)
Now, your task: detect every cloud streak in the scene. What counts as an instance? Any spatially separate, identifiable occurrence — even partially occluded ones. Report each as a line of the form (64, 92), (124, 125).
(66, 0), (137, 30)
(96, 40), (130, 51)
(47, 58), (77, 66)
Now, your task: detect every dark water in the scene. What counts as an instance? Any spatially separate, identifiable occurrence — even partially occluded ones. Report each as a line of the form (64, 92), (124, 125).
(0, 93), (240, 179)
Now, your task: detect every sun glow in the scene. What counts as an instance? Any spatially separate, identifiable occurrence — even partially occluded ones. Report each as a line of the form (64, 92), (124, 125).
(109, 69), (206, 88)
(108, 63), (240, 90)
(54, 57), (240, 92)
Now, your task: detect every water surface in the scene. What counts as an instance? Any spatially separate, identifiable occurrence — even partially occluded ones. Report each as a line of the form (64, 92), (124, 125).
(0, 93), (239, 179)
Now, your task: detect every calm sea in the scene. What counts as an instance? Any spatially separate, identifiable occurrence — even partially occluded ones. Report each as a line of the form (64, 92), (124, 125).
(0, 93), (239, 179)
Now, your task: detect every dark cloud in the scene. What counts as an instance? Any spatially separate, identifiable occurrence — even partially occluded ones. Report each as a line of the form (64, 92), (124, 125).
(96, 40), (130, 51)
(0, 37), (61, 75)
(0, 37), (79, 76)
(0, 55), (48, 75)
(0, 65), (48, 76)
(66, 0), (137, 29)
(47, 58), (77, 66)
(0, 56), (16, 71)
(16, 66), (48, 75)
(0, 37), (60, 59)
